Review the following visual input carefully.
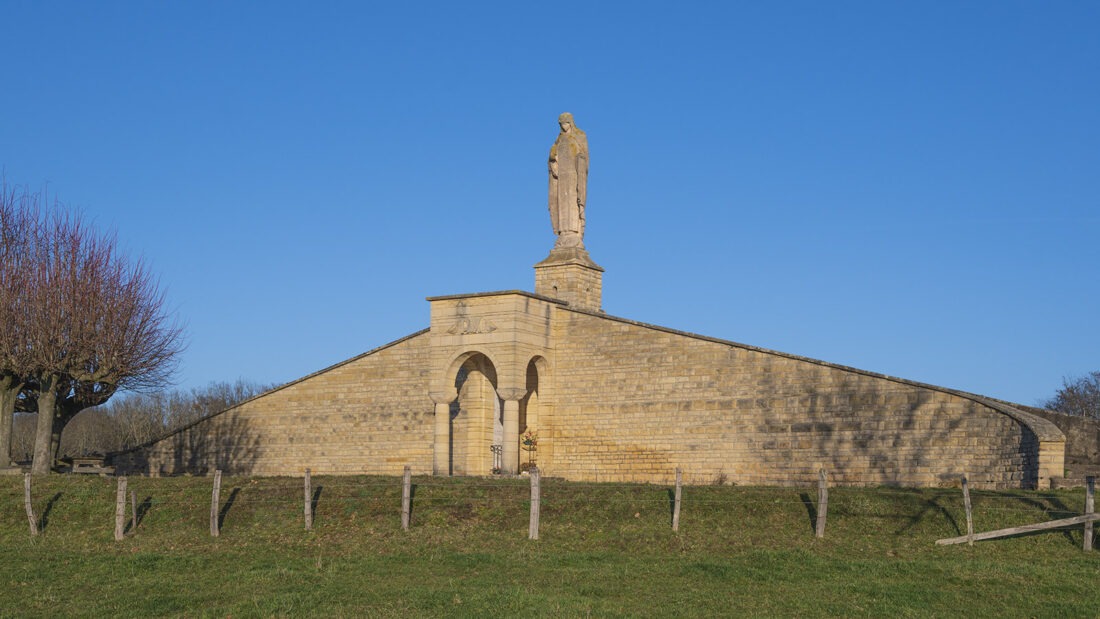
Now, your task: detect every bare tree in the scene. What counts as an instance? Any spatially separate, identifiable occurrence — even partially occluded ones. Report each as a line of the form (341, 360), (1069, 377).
(59, 408), (122, 457)
(11, 413), (36, 464)
(105, 391), (178, 449)
(5, 186), (184, 474)
(1044, 371), (1100, 421)
(0, 179), (39, 466)
(97, 379), (274, 451)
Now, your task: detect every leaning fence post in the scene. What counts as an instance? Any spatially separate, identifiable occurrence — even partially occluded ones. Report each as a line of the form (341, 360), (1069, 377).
(672, 467), (683, 532)
(210, 470), (222, 537)
(114, 476), (128, 541)
(962, 473), (974, 546)
(529, 466), (541, 541)
(304, 468), (313, 531)
(1085, 476), (1095, 552)
(815, 469), (829, 539)
(401, 465), (412, 531)
(24, 473), (38, 537)
(130, 489), (138, 532)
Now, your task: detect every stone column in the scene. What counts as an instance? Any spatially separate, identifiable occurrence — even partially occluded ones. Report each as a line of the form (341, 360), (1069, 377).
(430, 391), (456, 476)
(498, 388), (527, 475)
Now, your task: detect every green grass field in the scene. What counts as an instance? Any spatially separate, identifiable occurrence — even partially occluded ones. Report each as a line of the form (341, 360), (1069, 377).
(2, 474), (1097, 618)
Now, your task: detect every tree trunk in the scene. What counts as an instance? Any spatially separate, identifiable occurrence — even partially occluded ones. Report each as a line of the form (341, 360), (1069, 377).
(50, 413), (65, 463)
(0, 377), (21, 467)
(31, 375), (60, 476)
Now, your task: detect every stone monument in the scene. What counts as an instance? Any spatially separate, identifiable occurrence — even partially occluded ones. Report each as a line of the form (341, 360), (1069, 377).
(548, 112), (588, 249)
(113, 112), (1076, 491)
(535, 113), (604, 311)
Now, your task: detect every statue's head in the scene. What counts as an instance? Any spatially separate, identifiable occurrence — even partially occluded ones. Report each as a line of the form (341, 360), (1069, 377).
(558, 112), (575, 132)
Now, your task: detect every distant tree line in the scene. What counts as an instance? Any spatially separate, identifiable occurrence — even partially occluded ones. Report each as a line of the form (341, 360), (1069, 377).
(6, 379), (275, 463)
(1, 179), (184, 473)
(1044, 371), (1100, 421)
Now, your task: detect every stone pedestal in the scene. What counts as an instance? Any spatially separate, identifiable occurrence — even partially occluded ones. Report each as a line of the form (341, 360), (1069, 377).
(534, 247), (603, 312)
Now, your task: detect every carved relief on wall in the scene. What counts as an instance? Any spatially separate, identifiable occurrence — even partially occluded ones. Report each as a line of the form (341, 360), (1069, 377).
(446, 301), (497, 335)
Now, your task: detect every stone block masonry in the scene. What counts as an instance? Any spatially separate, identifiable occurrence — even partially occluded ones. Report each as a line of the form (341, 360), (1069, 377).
(115, 299), (1067, 490)
(115, 331), (437, 477)
(540, 308), (1063, 489)
(533, 247), (603, 312)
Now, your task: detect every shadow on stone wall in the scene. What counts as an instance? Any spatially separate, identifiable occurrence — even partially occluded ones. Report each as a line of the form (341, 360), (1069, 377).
(772, 375), (1039, 488)
(1018, 406), (1100, 484)
(112, 411), (261, 477)
(168, 413), (261, 476)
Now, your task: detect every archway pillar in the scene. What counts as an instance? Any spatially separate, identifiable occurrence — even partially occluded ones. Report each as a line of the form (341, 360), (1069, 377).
(430, 390), (456, 476)
(498, 387), (527, 474)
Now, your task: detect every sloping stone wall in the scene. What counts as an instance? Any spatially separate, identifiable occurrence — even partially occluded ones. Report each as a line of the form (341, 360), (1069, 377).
(114, 300), (1068, 490)
(1021, 406), (1100, 485)
(114, 331), (435, 477)
(542, 309), (1063, 489)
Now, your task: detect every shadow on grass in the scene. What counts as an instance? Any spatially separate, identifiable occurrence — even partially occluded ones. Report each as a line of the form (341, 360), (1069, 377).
(996, 492), (1078, 545)
(39, 492), (63, 532)
(901, 490), (1085, 547)
(218, 487), (241, 530)
(311, 486), (323, 523)
(799, 493), (817, 534)
(893, 491), (961, 536)
(124, 496), (154, 534)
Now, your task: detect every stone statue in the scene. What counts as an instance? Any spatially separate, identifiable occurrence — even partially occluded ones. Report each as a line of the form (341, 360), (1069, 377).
(548, 112), (588, 249)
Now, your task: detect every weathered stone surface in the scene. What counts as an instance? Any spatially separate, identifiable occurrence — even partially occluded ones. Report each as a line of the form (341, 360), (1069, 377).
(115, 298), (1067, 490)
(548, 112), (588, 250)
(1023, 406), (1100, 485)
(114, 331), (436, 477)
(533, 249), (603, 312)
(542, 309), (1063, 489)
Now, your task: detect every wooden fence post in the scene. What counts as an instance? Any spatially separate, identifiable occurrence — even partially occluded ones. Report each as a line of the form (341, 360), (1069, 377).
(962, 473), (974, 546)
(401, 465), (412, 531)
(815, 469), (828, 539)
(304, 468), (313, 531)
(672, 467), (682, 532)
(114, 476), (128, 541)
(937, 513), (1100, 546)
(529, 466), (541, 541)
(1085, 476), (1095, 552)
(24, 473), (38, 537)
(210, 470), (222, 537)
(131, 490), (138, 532)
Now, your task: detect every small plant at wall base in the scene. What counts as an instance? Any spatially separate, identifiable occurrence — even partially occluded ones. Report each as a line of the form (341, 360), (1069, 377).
(522, 430), (537, 468)
(522, 430), (538, 450)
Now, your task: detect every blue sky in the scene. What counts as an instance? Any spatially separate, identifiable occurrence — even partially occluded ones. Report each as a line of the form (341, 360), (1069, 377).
(2, 1), (1097, 406)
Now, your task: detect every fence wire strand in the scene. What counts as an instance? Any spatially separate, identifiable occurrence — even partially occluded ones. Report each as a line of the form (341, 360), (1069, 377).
(10, 471), (1095, 543)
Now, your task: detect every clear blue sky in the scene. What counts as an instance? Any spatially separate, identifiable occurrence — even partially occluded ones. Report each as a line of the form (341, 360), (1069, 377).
(2, 1), (1097, 406)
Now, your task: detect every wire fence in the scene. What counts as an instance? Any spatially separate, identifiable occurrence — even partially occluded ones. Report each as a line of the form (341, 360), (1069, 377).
(11, 469), (1097, 550)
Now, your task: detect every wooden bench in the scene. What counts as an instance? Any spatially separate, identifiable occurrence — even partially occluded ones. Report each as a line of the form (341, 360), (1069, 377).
(70, 456), (115, 475)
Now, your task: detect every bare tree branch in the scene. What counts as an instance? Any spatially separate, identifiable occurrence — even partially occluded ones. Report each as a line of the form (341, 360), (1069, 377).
(0, 181), (184, 474)
(1044, 371), (1100, 421)
(0, 178), (40, 467)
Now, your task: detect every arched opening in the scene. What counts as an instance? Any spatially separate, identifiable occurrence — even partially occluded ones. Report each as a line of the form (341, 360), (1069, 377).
(451, 353), (501, 475)
(519, 356), (547, 472)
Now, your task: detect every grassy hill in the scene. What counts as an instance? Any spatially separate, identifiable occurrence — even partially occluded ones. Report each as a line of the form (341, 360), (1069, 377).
(2, 474), (1098, 617)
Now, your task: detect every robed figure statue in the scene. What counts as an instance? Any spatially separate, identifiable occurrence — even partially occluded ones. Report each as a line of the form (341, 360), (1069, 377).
(548, 112), (588, 249)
